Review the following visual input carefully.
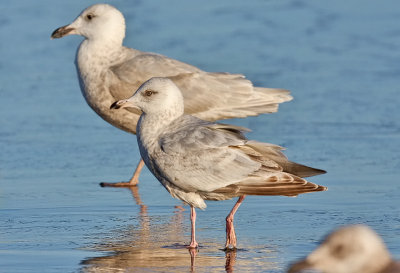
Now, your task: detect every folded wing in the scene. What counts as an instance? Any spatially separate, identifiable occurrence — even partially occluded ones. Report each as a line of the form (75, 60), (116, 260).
(109, 49), (292, 121)
(158, 117), (326, 197)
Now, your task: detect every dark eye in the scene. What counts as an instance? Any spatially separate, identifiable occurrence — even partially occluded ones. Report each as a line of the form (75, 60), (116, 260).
(331, 244), (347, 258)
(145, 90), (153, 96)
(86, 14), (94, 20)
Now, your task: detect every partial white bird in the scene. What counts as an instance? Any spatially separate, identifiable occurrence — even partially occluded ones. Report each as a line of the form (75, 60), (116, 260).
(288, 225), (400, 273)
(111, 77), (326, 249)
(51, 4), (292, 187)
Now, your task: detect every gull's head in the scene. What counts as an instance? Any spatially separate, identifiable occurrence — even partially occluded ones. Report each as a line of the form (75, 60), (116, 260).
(288, 225), (392, 273)
(51, 4), (125, 44)
(110, 77), (185, 117)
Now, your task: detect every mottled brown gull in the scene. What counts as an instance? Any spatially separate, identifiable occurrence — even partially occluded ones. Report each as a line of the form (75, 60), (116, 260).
(111, 77), (326, 249)
(51, 4), (292, 187)
(288, 225), (400, 273)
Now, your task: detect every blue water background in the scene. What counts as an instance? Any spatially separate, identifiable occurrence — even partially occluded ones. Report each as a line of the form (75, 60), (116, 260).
(1, 0), (399, 272)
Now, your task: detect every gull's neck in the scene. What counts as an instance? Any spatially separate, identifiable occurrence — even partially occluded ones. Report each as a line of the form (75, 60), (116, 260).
(137, 110), (183, 151)
(77, 38), (125, 72)
(75, 38), (134, 103)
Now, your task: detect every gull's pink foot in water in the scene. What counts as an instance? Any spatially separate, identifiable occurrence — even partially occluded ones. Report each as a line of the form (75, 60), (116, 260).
(189, 247), (198, 272)
(100, 159), (145, 187)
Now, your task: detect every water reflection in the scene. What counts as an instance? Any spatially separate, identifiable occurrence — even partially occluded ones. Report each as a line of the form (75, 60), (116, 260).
(80, 187), (280, 272)
(224, 251), (236, 273)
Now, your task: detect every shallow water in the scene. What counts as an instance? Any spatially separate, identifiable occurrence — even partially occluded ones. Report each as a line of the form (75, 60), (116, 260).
(1, 0), (400, 272)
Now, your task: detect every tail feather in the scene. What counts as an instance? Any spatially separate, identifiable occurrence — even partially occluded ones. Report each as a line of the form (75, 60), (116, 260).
(176, 72), (292, 121)
(237, 184), (327, 196)
(283, 161), (327, 178)
(213, 173), (327, 198)
(254, 87), (293, 103)
(197, 86), (293, 119)
(245, 141), (326, 178)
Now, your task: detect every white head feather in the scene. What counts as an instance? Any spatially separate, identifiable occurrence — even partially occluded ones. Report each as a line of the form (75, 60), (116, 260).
(58, 4), (126, 45)
(290, 225), (393, 273)
(112, 77), (185, 119)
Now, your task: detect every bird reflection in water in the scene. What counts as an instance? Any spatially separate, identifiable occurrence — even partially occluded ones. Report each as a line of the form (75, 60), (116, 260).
(80, 187), (279, 272)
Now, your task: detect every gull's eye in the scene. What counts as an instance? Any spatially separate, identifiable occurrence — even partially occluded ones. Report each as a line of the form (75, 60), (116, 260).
(331, 244), (347, 258)
(86, 13), (94, 20)
(145, 90), (154, 97)
(141, 89), (157, 97)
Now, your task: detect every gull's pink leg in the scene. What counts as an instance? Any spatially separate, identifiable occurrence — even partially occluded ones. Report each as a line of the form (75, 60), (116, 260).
(188, 206), (199, 249)
(225, 195), (246, 250)
(100, 159), (145, 187)
(127, 159), (145, 185)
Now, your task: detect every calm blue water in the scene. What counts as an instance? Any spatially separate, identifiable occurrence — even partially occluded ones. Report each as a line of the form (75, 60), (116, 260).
(1, 0), (399, 272)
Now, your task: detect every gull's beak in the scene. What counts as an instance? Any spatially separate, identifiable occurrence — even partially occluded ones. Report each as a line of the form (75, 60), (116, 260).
(51, 25), (76, 39)
(110, 98), (140, 111)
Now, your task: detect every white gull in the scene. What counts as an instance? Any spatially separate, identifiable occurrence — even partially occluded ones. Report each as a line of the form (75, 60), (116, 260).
(288, 225), (400, 273)
(111, 77), (326, 249)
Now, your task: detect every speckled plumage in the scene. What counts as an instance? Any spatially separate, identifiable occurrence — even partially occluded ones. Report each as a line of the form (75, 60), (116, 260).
(52, 4), (293, 136)
(113, 77), (326, 209)
(288, 225), (400, 273)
